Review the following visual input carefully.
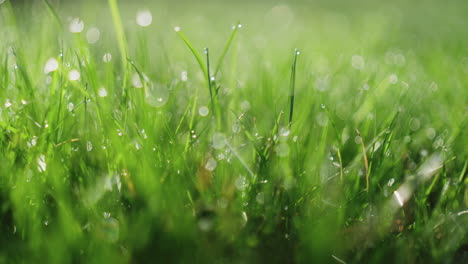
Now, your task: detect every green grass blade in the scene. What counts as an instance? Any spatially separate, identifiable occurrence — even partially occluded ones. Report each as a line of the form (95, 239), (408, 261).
(175, 28), (207, 76)
(41, 0), (63, 29)
(214, 23), (241, 76)
(107, 0), (128, 70)
(288, 49), (299, 126)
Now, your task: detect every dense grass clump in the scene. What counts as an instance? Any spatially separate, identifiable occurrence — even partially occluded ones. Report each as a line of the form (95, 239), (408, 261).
(0, 0), (467, 263)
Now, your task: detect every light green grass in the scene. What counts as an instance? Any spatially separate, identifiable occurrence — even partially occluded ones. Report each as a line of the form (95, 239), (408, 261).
(0, 0), (467, 263)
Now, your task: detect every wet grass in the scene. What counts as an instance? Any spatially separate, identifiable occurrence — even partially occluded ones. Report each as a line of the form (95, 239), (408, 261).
(0, 0), (467, 263)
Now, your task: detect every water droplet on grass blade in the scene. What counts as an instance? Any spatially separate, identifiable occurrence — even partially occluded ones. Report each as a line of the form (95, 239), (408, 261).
(232, 122), (241, 133)
(102, 53), (112, 63)
(4, 99), (12, 108)
(37, 154), (46, 172)
(389, 74), (398, 84)
(279, 127), (290, 137)
(136, 10), (152, 27)
(211, 133), (226, 149)
(98, 87), (108, 97)
(426, 128), (436, 140)
(256, 192), (265, 204)
(132, 73), (143, 88)
(235, 176), (249, 190)
(86, 27), (100, 44)
(69, 18), (84, 33)
(69, 69), (80, 81)
(145, 83), (169, 107)
(100, 217), (119, 243)
(44, 58), (58, 74)
(240, 100), (251, 111)
(316, 112), (329, 127)
(198, 106), (209, 116)
(87, 141), (93, 152)
(198, 217), (213, 232)
(205, 157), (217, 171)
(181, 71), (188, 82)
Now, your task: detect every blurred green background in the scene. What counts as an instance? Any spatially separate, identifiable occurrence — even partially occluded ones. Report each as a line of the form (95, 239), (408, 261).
(0, 0), (467, 263)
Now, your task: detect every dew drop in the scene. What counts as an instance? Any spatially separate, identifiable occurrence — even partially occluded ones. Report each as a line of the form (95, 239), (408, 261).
(204, 157), (217, 171)
(98, 87), (108, 97)
(211, 133), (226, 149)
(426, 128), (436, 140)
(235, 176), (249, 190)
(86, 141), (93, 152)
(198, 106), (209, 117)
(37, 154), (47, 172)
(86, 27), (100, 44)
(181, 71), (188, 82)
(4, 99), (12, 108)
(145, 83), (169, 107)
(279, 127), (290, 137)
(69, 69), (80, 81)
(136, 10), (152, 27)
(240, 100), (251, 111)
(102, 53), (112, 63)
(232, 122), (241, 133)
(44, 58), (59, 74)
(315, 112), (329, 127)
(69, 18), (84, 33)
(132, 73), (143, 88)
(389, 74), (398, 84)
(198, 217), (213, 232)
(256, 192), (265, 204)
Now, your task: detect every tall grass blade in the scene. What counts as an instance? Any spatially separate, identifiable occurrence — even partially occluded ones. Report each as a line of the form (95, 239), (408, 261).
(175, 28), (207, 76)
(288, 49), (299, 126)
(214, 23), (241, 76)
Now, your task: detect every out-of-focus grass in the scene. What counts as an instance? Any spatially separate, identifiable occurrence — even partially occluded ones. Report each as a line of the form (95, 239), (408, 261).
(0, 0), (467, 263)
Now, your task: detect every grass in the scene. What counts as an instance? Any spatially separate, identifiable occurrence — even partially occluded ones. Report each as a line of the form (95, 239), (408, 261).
(0, 0), (467, 263)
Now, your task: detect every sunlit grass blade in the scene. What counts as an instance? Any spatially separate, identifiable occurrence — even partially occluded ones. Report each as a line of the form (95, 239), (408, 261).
(288, 49), (299, 126)
(214, 22), (241, 76)
(108, 0), (128, 87)
(175, 27), (207, 76)
(356, 129), (369, 192)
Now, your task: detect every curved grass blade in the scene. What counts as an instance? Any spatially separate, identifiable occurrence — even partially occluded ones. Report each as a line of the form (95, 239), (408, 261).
(288, 49), (299, 126)
(41, 0), (63, 29)
(175, 28), (207, 76)
(214, 22), (241, 76)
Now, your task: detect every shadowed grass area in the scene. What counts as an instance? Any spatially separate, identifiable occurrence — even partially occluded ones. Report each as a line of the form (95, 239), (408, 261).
(0, 0), (467, 263)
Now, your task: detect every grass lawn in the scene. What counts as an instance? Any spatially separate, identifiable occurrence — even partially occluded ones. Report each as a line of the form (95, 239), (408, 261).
(0, 0), (467, 263)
